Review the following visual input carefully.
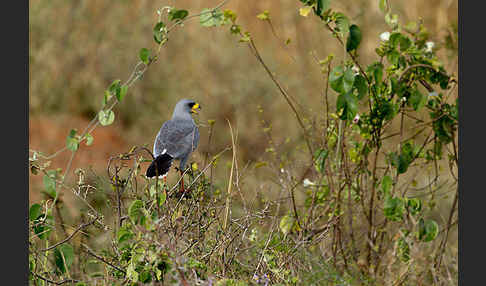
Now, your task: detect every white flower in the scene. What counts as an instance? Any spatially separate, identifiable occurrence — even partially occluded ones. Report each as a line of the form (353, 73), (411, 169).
(280, 168), (284, 173)
(380, 31), (390, 41)
(352, 65), (360, 75)
(353, 114), (360, 124)
(425, 41), (434, 52)
(303, 178), (315, 187)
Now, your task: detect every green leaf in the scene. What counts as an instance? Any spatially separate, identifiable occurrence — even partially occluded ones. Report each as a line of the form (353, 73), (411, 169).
(153, 21), (166, 44)
(346, 24), (362, 52)
(389, 151), (411, 174)
(33, 214), (53, 240)
(381, 175), (392, 197)
(126, 263), (139, 282)
(66, 129), (79, 151)
(119, 85), (128, 102)
(128, 200), (145, 225)
(168, 9), (188, 21)
(98, 110), (115, 126)
(84, 133), (94, 146)
(139, 48), (150, 64)
(117, 226), (134, 244)
(54, 244), (74, 273)
(418, 219), (439, 242)
(109, 79), (121, 95)
(200, 8), (224, 27)
(279, 214), (295, 235)
(314, 149), (329, 174)
(329, 66), (355, 93)
(336, 91), (358, 120)
(103, 90), (110, 105)
(406, 198), (422, 215)
(43, 170), (57, 199)
(159, 190), (167, 207)
(29, 204), (42, 221)
(367, 62), (384, 84)
(409, 88), (427, 111)
(383, 196), (405, 221)
(399, 36), (412, 51)
(315, 0), (331, 17)
(354, 75), (368, 100)
(334, 13), (350, 37)
(139, 270), (152, 283)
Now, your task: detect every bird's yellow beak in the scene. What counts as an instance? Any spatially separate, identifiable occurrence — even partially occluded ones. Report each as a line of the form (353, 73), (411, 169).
(191, 103), (201, 114)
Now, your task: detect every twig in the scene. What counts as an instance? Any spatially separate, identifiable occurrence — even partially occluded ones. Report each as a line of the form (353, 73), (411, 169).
(31, 272), (79, 285)
(39, 216), (98, 252)
(82, 244), (126, 275)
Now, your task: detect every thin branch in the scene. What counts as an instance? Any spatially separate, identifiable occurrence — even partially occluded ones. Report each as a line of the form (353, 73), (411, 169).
(82, 244), (126, 275)
(31, 272), (79, 285)
(38, 216), (98, 252)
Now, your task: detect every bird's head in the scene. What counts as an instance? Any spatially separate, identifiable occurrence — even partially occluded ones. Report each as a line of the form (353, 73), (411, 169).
(173, 99), (202, 119)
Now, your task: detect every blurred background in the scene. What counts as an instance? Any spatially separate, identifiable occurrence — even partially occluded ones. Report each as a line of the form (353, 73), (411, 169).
(29, 0), (457, 223)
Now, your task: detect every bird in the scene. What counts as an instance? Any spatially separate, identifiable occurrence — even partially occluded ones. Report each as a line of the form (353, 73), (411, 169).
(146, 99), (201, 193)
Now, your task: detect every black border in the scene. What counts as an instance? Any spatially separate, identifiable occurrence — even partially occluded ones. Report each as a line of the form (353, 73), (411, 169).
(4, 0), (29, 284)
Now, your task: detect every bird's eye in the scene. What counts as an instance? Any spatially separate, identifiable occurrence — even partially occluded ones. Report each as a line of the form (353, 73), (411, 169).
(188, 102), (195, 108)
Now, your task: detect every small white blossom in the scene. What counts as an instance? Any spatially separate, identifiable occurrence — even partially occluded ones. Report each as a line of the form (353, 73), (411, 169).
(352, 65), (360, 75)
(425, 41), (435, 52)
(303, 178), (315, 187)
(353, 114), (360, 124)
(380, 31), (390, 41)
(401, 97), (407, 102)
(280, 168), (284, 173)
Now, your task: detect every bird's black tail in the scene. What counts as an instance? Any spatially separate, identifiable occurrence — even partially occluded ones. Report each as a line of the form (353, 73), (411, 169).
(146, 153), (173, 178)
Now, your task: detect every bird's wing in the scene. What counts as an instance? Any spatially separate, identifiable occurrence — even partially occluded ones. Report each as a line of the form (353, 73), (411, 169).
(153, 119), (199, 159)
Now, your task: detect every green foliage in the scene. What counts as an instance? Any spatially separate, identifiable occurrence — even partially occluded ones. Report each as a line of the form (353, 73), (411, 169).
(314, 149), (329, 173)
(200, 8), (225, 27)
(315, 0), (331, 17)
(29, 204), (43, 221)
(329, 66), (355, 94)
(168, 9), (189, 22)
(66, 129), (79, 151)
(84, 133), (94, 146)
(54, 244), (75, 273)
(153, 21), (166, 44)
(406, 198), (422, 215)
(383, 196), (405, 221)
(43, 169), (58, 198)
(139, 48), (151, 65)
(98, 110), (115, 126)
(346, 24), (362, 52)
(336, 92), (358, 120)
(128, 199), (145, 225)
(381, 175), (392, 197)
(418, 218), (439, 242)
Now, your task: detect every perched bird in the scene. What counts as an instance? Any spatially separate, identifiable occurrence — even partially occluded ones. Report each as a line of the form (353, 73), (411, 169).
(146, 99), (201, 193)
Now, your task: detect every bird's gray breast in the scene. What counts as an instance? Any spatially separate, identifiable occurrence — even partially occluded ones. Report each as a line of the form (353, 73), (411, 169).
(153, 119), (199, 160)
